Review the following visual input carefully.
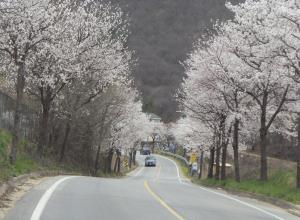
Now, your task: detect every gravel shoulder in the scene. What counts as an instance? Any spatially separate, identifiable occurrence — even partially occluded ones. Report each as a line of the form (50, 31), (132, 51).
(0, 176), (47, 220)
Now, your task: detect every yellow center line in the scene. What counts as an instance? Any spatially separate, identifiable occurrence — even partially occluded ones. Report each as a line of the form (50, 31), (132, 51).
(144, 180), (185, 220)
(154, 164), (161, 182)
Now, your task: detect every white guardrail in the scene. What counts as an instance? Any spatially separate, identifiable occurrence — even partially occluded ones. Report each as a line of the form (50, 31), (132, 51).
(159, 151), (189, 167)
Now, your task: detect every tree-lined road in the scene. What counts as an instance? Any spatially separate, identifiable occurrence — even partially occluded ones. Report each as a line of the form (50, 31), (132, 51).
(4, 155), (298, 220)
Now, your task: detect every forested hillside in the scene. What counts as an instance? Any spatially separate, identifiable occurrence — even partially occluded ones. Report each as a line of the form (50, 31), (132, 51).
(105, 0), (244, 121)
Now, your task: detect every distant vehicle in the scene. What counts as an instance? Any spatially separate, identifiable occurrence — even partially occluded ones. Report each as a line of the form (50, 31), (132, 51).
(145, 156), (156, 167)
(140, 141), (151, 155)
(140, 147), (151, 155)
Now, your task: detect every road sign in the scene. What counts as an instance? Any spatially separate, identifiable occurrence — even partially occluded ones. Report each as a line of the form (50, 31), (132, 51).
(190, 152), (197, 163)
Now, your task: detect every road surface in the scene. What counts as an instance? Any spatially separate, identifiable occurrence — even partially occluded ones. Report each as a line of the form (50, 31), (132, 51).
(4, 154), (299, 220)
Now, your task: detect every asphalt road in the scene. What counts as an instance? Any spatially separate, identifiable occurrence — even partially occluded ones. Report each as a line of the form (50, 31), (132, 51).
(4, 154), (299, 220)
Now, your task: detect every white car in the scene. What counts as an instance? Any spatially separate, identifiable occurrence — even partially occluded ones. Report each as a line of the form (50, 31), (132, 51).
(145, 156), (156, 167)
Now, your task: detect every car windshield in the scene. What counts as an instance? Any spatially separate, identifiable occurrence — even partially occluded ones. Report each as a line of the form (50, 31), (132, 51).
(146, 156), (155, 160)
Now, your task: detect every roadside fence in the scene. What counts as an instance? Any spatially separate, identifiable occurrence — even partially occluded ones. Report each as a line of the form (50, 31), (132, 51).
(0, 91), (38, 141)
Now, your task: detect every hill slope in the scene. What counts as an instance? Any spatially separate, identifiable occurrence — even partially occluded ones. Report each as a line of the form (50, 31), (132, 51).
(105, 0), (244, 121)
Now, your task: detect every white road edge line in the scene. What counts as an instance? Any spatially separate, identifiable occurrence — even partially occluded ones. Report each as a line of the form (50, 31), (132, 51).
(180, 181), (284, 220)
(134, 165), (145, 177)
(155, 154), (182, 184)
(158, 154), (284, 220)
(31, 176), (77, 220)
(192, 183), (285, 220)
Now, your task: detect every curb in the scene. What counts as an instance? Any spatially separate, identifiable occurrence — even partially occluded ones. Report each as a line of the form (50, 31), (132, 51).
(0, 170), (81, 199)
(192, 180), (300, 217)
(125, 163), (140, 177)
(0, 173), (39, 199)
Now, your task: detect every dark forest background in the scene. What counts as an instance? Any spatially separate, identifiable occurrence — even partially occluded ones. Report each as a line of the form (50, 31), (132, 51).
(103, 0), (243, 122)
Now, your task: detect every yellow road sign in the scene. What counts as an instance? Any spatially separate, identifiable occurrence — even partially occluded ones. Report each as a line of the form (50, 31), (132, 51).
(190, 153), (197, 163)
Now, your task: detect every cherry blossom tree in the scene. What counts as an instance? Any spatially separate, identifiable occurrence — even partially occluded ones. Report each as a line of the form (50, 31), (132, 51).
(170, 116), (213, 151)
(223, 0), (297, 181)
(0, 0), (133, 165)
(64, 85), (130, 175)
(25, 1), (132, 157)
(178, 54), (233, 180)
(111, 90), (153, 168)
(264, 0), (300, 187)
(0, 0), (74, 163)
(179, 0), (299, 182)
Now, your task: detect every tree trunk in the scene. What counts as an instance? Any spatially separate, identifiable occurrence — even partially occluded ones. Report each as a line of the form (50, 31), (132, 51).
(10, 65), (26, 164)
(232, 119), (240, 182)
(260, 131), (268, 181)
(47, 112), (55, 150)
(114, 149), (121, 173)
(114, 156), (121, 173)
(104, 152), (109, 173)
(37, 102), (50, 157)
(215, 129), (221, 180)
(117, 156), (121, 173)
(297, 114), (300, 188)
(220, 116), (228, 181)
(133, 150), (136, 166)
(208, 147), (215, 179)
(258, 86), (288, 181)
(59, 121), (71, 163)
(297, 159), (300, 188)
(106, 148), (113, 173)
(113, 155), (118, 172)
(52, 122), (62, 153)
(215, 145), (221, 180)
(198, 150), (204, 179)
(81, 123), (94, 173)
(86, 144), (93, 173)
(220, 143), (227, 180)
(48, 131), (53, 150)
(129, 150), (132, 169)
(93, 145), (101, 176)
(260, 102), (268, 181)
